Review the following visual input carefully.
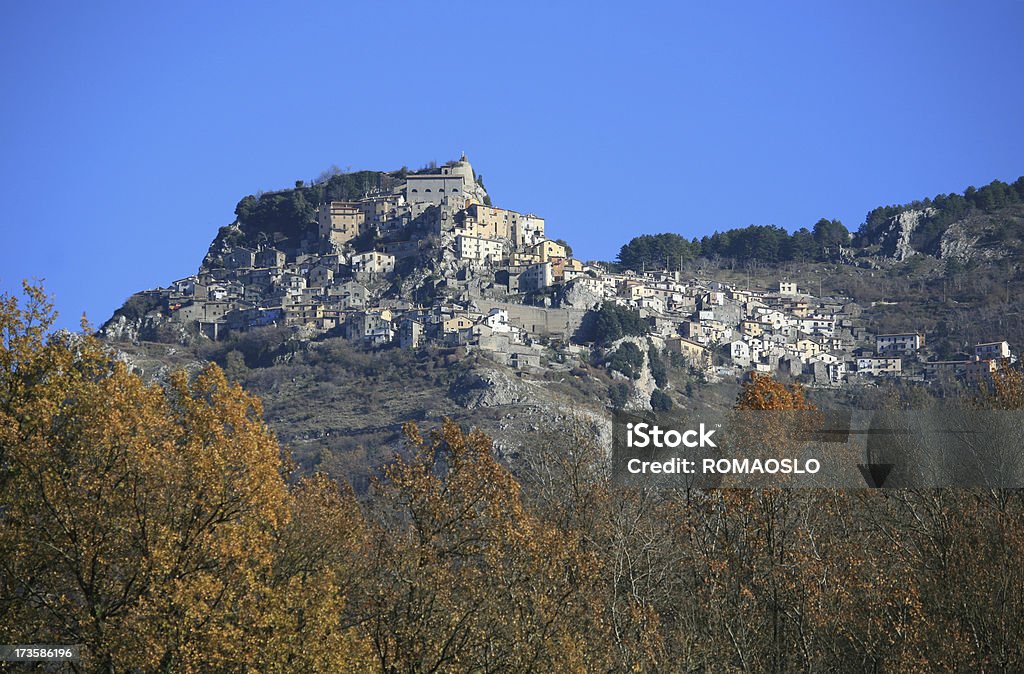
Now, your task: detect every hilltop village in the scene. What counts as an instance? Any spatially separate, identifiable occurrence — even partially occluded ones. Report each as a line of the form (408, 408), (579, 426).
(112, 155), (1015, 393)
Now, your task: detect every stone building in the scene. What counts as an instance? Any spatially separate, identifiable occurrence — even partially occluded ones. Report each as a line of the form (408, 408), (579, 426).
(318, 201), (365, 246)
(405, 155), (481, 207)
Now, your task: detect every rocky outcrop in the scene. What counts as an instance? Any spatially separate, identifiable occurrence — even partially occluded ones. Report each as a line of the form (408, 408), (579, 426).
(876, 208), (936, 261)
(559, 278), (603, 310)
(604, 336), (659, 412)
(939, 221), (980, 262)
(99, 313), (146, 343)
(202, 222), (243, 269)
(98, 313), (194, 345)
(449, 368), (533, 408)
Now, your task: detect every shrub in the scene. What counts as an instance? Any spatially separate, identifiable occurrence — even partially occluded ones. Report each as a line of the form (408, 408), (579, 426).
(609, 383), (630, 409)
(607, 342), (643, 379)
(648, 342), (668, 388)
(585, 303), (648, 346)
(651, 388), (673, 411)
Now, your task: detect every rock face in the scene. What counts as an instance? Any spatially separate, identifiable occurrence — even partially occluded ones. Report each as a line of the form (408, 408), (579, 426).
(559, 278), (603, 310)
(450, 368), (532, 408)
(98, 313), (194, 345)
(939, 221), (980, 262)
(607, 336), (658, 412)
(875, 208), (936, 261)
(99, 313), (145, 342)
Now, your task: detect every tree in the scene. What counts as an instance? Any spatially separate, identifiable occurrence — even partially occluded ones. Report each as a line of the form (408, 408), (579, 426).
(697, 225), (790, 265)
(0, 283), (371, 672)
(812, 218), (850, 249)
(364, 420), (606, 672)
(648, 342), (668, 388)
(732, 372), (818, 455)
(617, 233), (695, 271)
(585, 302), (648, 347)
(650, 389), (672, 411)
(977, 361), (1024, 409)
(607, 342), (643, 379)
(234, 194), (258, 223)
(735, 372), (815, 411)
(608, 382), (630, 409)
(785, 227), (816, 261)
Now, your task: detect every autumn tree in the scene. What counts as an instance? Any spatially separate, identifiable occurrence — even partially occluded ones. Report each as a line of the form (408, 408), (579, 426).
(735, 372), (816, 411)
(364, 419), (610, 672)
(0, 283), (372, 672)
(517, 414), (666, 669)
(977, 360), (1024, 409)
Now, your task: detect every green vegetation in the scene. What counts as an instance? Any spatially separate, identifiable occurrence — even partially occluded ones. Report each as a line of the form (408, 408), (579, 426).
(233, 189), (315, 240)
(617, 233), (697, 271)
(695, 219), (848, 265)
(112, 292), (163, 322)
(615, 177), (1022, 269)
(859, 176), (1024, 251)
(618, 223), (844, 268)
(648, 341), (668, 388)
(584, 302), (648, 346)
(210, 169), (396, 261)
(811, 218), (851, 248)
(232, 170), (389, 240)
(608, 382), (630, 409)
(650, 388), (673, 411)
(606, 342), (643, 379)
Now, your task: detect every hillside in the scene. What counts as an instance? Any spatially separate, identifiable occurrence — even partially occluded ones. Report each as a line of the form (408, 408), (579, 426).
(100, 160), (1024, 487)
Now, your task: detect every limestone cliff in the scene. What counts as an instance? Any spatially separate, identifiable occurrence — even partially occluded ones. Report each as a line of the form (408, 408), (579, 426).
(875, 208), (935, 261)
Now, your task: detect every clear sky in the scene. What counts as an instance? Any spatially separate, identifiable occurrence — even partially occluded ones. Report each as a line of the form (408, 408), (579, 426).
(2, 1), (1022, 330)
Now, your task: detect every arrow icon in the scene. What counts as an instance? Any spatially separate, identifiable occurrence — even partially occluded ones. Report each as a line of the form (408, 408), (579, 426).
(858, 463), (893, 488)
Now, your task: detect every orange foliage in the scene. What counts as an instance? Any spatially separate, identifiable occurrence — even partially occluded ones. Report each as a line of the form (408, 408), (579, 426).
(735, 371), (817, 411)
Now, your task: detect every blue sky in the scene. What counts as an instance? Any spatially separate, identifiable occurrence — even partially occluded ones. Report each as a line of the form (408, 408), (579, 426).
(2, 1), (1022, 330)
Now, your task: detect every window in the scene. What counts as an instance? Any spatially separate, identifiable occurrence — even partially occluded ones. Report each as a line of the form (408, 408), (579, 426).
(425, 188), (432, 193)
(411, 188), (418, 193)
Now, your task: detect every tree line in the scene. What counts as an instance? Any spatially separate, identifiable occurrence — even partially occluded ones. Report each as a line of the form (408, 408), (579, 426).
(616, 176), (1024, 270)
(617, 219), (850, 270)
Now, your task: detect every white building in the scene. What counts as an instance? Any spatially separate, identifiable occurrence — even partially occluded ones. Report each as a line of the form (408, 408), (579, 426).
(856, 357), (902, 376)
(729, 339), (751, 366)
(351, 251), (396, 275)
(876, 333), (924, 353)
(482, 308), (513, 333)
(799, 316), (836, 337)
(975, 341), (1011, 360)
(456, 234), (504, 263)
(515, 214), (546, 248)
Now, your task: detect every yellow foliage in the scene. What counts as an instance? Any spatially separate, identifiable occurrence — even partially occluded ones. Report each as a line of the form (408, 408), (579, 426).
(364, 419), (607, 672)
(0, 282), (372, 672)
(735, 372), (816, 411)
(978, 360), (1024, 409)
